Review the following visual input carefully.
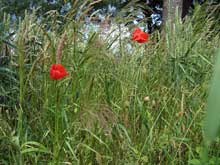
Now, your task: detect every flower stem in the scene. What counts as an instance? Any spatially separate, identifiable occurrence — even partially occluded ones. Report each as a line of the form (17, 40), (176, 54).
(53, 82), (60, 164)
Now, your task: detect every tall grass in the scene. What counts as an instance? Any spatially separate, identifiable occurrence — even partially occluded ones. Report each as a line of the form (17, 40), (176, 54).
(0, 2), (220, 164)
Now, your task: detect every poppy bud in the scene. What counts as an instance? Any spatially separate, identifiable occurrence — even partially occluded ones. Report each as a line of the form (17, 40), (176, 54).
(144, 96), (150, 102)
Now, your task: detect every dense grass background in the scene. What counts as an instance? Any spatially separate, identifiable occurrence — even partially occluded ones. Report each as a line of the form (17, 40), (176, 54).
(0, 2), (220, 164)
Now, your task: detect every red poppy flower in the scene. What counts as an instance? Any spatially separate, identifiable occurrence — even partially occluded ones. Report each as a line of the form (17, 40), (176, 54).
(49, 64), (69, 80)
(131, 27), (149, 43)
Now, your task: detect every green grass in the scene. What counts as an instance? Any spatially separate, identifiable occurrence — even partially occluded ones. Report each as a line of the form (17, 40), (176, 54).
(0, 3), (220, 164)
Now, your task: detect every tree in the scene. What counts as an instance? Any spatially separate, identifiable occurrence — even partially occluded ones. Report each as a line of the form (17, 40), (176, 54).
(0, 0), (70, 19)
(163, 0), (183, 24)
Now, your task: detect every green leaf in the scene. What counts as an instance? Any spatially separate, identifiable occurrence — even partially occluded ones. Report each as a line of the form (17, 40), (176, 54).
(21, 141), (51, 154)
(204, 49), (220, 141)
(188, 159), (201, 165)
(141, 155), (148, 163)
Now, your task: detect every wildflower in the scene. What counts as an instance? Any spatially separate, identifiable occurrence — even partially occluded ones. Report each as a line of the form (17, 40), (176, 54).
(49, 64), (69, 80)
(131, 27), (149, 43)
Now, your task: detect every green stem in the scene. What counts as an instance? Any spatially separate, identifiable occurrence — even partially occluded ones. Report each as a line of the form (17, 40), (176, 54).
(119, 24), (123, 57)
(53, 82), (60, 164)
(18, 38), (25, 106)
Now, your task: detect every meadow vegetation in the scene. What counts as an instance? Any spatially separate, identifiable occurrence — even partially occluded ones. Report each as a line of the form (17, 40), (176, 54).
(0, 2), (220, 164)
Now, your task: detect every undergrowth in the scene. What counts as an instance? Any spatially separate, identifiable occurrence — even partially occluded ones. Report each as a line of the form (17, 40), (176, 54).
(0, 2), (220, 164)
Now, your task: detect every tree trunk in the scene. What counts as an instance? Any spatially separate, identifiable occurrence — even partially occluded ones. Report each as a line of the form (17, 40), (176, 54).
(163, 0), (183, 24)
(182, 0), (193, 18)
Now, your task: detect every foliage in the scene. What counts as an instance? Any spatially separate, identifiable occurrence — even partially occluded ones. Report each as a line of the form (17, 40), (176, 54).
(0, 14), (18, 110)
(0, 0), (69, 18)
(204, 49), (220, 142)
(0, 1), (220, 164)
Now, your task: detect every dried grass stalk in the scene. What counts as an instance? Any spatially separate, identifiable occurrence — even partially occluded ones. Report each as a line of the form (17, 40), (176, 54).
(56, 32), (67, 63)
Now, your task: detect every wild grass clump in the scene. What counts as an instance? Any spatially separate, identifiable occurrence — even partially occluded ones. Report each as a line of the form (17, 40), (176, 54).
(0, 2), (220, 164)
